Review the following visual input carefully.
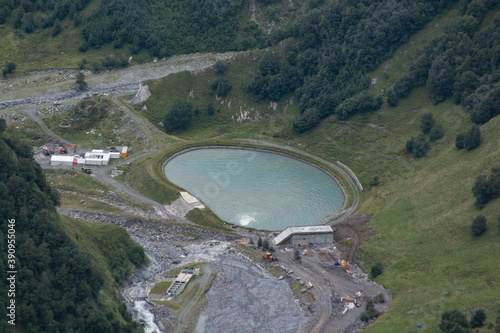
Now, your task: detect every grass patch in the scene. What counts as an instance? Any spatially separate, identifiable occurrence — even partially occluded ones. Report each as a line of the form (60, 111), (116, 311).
(0, 19), (143, 73)
(144, 50), (298, 140)
(117, 148), (182, 205)
(61, 215), (147, 280)
(185, 208), (232, 232)
(60, 192), (123, 213)
(151, 300), (181, 310)
(150, 281), (172, 295)
(45, 168), (150, 212)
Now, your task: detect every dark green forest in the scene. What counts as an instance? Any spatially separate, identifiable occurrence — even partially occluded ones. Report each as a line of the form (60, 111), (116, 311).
(0, 0), (265, 57)
(247, 0), (500, 134)
(81, 0), (264, 56)
(0, 120), (143, 333)
(0, 0), (89, 31)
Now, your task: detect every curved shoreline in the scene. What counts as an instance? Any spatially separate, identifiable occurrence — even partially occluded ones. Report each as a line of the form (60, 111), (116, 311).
(162, 145), (348, 226)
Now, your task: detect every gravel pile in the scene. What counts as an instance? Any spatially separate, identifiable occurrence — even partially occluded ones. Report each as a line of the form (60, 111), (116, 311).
(204, 254), (307, 333)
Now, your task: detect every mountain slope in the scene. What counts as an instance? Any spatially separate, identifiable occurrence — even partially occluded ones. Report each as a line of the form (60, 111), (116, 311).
(0, 119), (143, 332)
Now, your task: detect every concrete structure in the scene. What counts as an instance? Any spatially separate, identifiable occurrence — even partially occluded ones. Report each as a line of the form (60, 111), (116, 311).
(273, 225), (333, 246)
(165, 268), (195, 297)
(180, 192), (205, 209)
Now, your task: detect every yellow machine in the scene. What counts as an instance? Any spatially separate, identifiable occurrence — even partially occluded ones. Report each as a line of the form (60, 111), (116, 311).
(262, 252), (278, 263)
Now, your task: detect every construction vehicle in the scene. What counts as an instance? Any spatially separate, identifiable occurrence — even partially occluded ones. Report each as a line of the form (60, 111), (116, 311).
(262, 252), (278, 263)
(341, 297), (355, 302)
(59, 144), (77, 154)
(42, 145), (51, 155)
(81, 167), (92, 174)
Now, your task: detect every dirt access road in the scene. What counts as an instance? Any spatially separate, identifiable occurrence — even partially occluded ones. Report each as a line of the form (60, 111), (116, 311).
(175, 263), (212, 333)
(276, 244), (391, 333)
(0, 52), (235, 110)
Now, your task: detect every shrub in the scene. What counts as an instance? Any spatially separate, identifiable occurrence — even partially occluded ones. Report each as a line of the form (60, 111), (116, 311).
(360, 299), (379, 322)
(470, 309), (486, 328)
(163, 100), (194, 132)
(371, 262), (383, 278)
(294, 249), (301, 262)
(79, 42), (89, 53)
(206, 103), (215, 116)
(393, 74), (413, 98)
(471, 214), (487, 236)
(387, 89), (399, 107)
(455, 133), (465, 150)
(370, 176), (380, 187)
(420, 112), (435, 134)
(210, 78), (232, 97)
(2, 62), (17, 77)
(406, 136), (428, 157)
(74, 73), (88, 91)
(430, 126), (445, 142)
(374, 293), (385, 303)
(78, 58), (88, 69)
(214, 61), (228, 75)
(464, 125), (481, 151)
(440, 309), (470, 332)
(52, 19), (62, 37)
(257, 237), (262, 248)
(262, 239), (269, 250)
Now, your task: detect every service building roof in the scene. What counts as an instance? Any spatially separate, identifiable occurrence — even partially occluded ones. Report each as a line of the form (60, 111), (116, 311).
(273, 225), (333, 245)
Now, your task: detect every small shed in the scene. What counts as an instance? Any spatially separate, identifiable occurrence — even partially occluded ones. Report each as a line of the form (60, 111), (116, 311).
(109, 151), (121, 159)
(84, 152), (111, 166)
(50, 155), (81, 166)
(121, 146), (128, 159)
(273, 225), (334, 246)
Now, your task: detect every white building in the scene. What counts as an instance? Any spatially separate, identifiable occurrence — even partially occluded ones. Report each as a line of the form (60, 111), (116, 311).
(273, 225), (334, 246)
(84, 152), (111, 166)
(50, 155), (85, 166)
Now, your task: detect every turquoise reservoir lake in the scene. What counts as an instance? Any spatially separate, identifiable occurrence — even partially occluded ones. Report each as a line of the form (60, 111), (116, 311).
(163, 148), (345, 230)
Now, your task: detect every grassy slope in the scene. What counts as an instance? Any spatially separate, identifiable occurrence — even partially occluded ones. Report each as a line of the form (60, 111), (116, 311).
(0, 8), (152, 73)
(142, 7), (500, 331)
(60, 215), (144, 327)
(144, 50), (300, 140)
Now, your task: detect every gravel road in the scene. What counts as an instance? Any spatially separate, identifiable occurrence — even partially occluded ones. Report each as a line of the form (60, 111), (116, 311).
(0, 52), (236, 110)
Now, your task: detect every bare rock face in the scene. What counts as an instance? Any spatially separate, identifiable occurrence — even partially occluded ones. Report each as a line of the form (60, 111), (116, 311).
(131, 82), (152, 104)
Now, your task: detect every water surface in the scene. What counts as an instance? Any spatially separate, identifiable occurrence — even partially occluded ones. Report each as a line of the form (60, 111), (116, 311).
(164, 148), (344, 230)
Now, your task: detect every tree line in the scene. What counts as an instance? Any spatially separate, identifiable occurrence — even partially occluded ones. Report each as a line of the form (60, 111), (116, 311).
(80, 0), (263, 57)
(247, 0), (457, 133)
(0, 120), (142, 332)
(0, 0), (266, 58)
(0, 0), (89, 32)
(388, 0), (500, 126)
